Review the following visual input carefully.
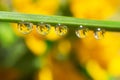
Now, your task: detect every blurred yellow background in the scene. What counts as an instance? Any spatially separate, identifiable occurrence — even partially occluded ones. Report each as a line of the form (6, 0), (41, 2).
(0, 0), (120, 80)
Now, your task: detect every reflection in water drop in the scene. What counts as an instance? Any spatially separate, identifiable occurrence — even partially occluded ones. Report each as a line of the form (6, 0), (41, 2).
(55, 24), (68, 36)
(18, 22), (33, 34)
(94, 28), (105, 40)
(75, 25), (88, 38)
(36, 23), (51, 35)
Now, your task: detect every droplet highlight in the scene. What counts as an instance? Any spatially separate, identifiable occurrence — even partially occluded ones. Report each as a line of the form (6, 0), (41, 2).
(94, 28), (105, 40)
(36, 23), (51, 35)
(75, 25), (88, 38)
(55, 24), (68, 36)
(18, 22), (33, 34)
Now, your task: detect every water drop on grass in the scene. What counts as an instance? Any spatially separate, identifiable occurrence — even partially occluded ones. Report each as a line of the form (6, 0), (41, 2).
(36, 23), (51, 35)
(55, 24), (68, 36)
(75, 25), (88, 38)
(18, 22), (33, 34)
(94, 28), (105, 40)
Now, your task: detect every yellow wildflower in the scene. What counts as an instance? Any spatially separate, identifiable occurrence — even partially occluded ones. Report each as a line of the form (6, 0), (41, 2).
(71, 0), (120, 78)
(25, 35), (47, 56)
(58, 39), (71, 55)
(11, 0), (60, 55)
(86, 60), (109, 80)
(11, 0), (120, 79)
(70, 0), (118, 19)
(12, 0), (60, 15)
(108, 56), (120, 77)
(38, 67), (53, 80)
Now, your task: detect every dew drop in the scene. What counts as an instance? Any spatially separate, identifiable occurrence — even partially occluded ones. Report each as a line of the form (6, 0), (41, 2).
(36, 23), (51, 35)
(94, 28), (105, 40)
(18, 22), (33, 34)
(75, 25), (88, 38)
(55, 24), (68, 36)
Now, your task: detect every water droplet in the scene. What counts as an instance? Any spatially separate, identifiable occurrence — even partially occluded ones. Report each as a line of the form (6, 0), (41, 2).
(75, 25), (88, 38)
(94, 28), (105, 39)
(55, 24), (68, 36)
(36, 23), (51, 35)
(18, 22), (33, 34)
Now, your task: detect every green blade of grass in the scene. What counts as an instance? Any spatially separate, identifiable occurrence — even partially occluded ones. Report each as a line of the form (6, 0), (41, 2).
(0, 11), (120, 32)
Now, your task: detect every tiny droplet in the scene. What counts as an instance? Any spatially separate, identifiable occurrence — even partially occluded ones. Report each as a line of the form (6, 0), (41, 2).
(75, 25), (88, 38)
(36, 23), (51, 35)
(55, 24), (68, 36)
(94, 28), (105, 40)
(18, 22), (33, 34)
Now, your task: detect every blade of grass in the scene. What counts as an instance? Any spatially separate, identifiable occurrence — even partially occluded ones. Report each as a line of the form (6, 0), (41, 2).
(0, 11), (120, 32)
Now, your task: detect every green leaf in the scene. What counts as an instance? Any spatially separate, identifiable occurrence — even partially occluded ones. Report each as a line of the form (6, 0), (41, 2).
(0, 11), (120, 32)
(0, 22), (17, 47)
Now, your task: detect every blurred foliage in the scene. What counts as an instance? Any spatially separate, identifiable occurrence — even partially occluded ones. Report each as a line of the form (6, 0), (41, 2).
(0, 0), (120, 80)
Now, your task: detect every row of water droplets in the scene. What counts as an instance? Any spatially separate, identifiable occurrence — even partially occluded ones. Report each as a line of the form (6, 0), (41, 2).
(18, 22), (67, 36)
(75, 25), (105, 39)
(18, 22), (105, 39)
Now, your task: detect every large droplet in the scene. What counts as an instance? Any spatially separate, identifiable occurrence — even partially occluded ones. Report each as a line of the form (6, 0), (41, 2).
(75, 25), (88, 38)
(18, 22), (33, 34)
(55, 24), (68, 36)
(94, 28), (105, 40)
(36, 23), (51, 35)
